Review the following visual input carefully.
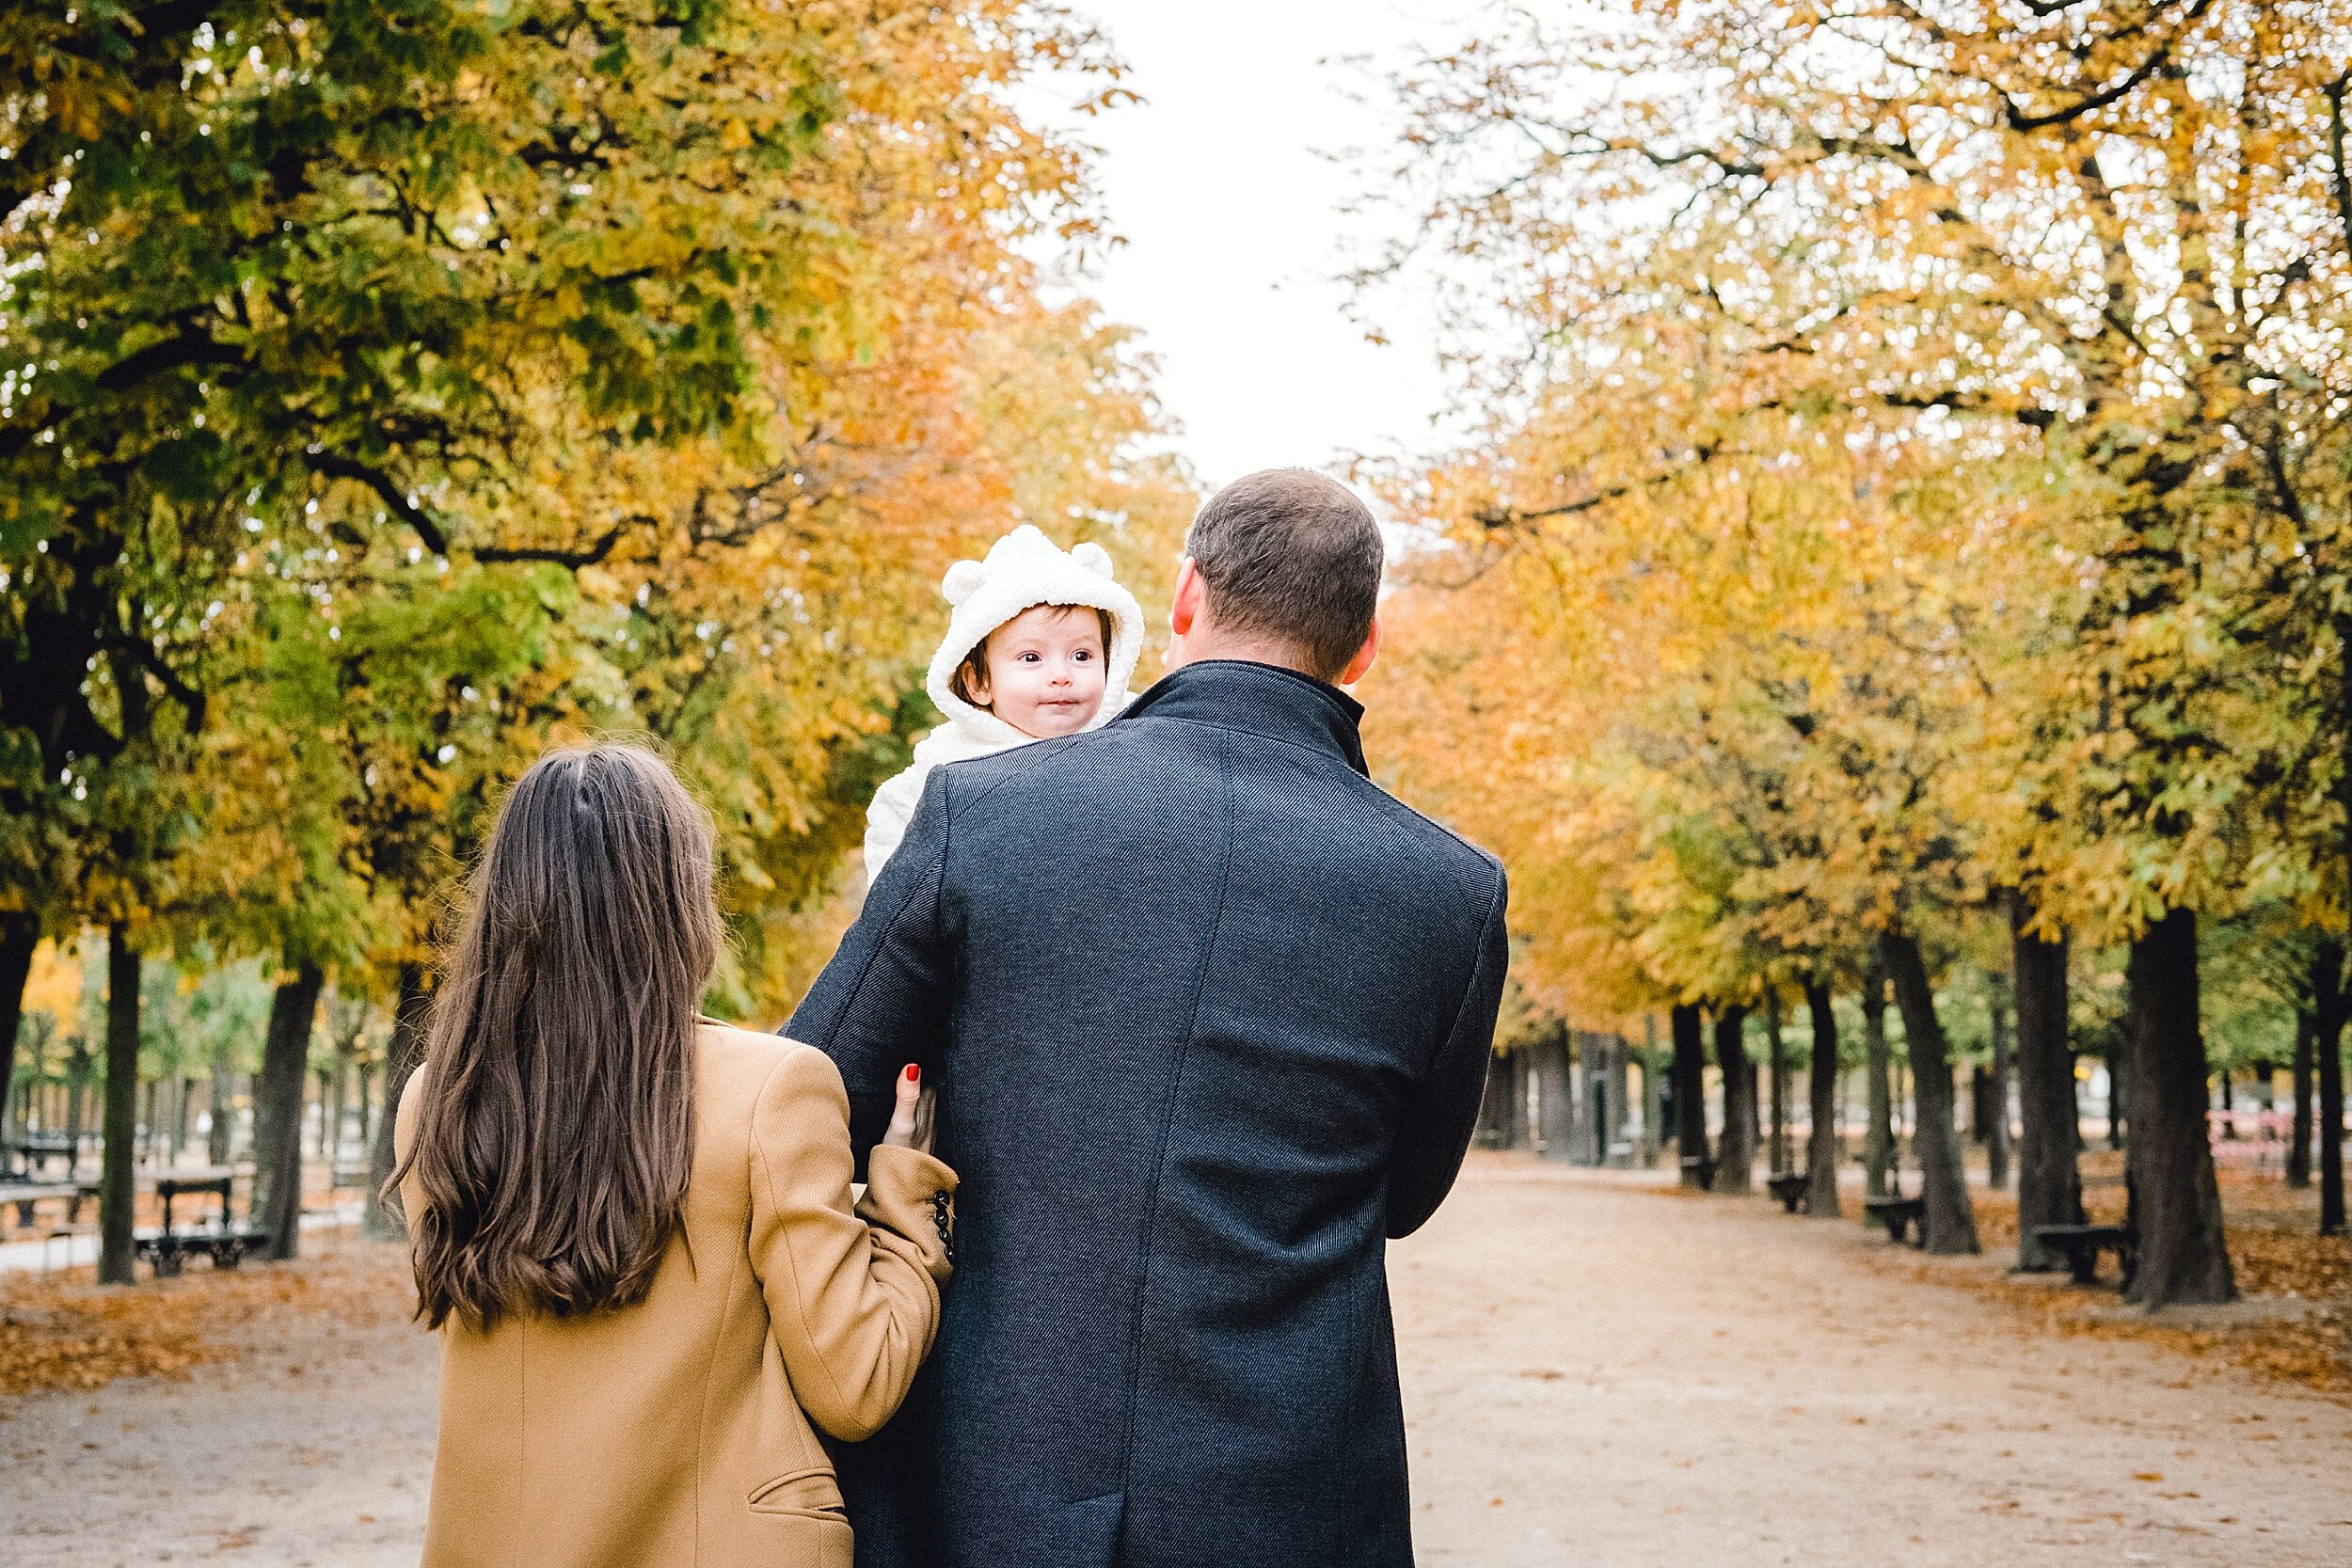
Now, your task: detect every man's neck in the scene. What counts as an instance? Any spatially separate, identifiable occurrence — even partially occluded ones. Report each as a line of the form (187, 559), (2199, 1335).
(1167, 633), (1324, 681)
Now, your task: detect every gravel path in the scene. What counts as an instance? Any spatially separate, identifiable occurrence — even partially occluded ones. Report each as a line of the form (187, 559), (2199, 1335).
(1399, 1160), (2352, 1566)
(5, 1157), (2348, 1566)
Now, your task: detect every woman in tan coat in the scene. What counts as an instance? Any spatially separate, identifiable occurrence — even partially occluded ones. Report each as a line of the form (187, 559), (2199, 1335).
(390, 742), (953, 1568)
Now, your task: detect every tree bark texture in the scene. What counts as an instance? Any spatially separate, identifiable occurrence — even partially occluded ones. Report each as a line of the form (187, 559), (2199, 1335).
(1878, 930), (1979, 1255)
(1529, 1026), (1573, 1160)
(363, 967), (431, 1240)
(1604, 1036), (1631, 1164)
(1765, 989), (1789, 1177)
(1642, 1019), (1666, 1167)
(2011, 901), (2083, 1272)
(251, 961), (325, 1262)
(1711, 1005), (1755, 1195)
(2106, 1045), (2128, 1149)
(1670, 1003), (1708, 1186)
(206, 1047), (233, 1167)
(2288, 1009), (2313, 1190)
(2317, 942), (2347, 1238)
(1862, 958), (1893, 1198)
(1804, 980), (1842, 1218)
(2125, 911), (2235, 1306)
(1476, 1048), (1529, 1150)
(98, 926), (141, 1286)
(1987, 971), (2012, 1192)
(0, 908), (39, 1153)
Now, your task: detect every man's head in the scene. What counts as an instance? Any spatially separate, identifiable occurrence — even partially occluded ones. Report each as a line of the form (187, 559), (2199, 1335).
(1168, 468), (1384, 684)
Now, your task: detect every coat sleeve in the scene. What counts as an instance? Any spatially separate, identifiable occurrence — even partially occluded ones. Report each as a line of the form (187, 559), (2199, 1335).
(790, 766), (957, 1165)
(1386, 864), (1510, 1239)
(748, 1044), (958, 1443)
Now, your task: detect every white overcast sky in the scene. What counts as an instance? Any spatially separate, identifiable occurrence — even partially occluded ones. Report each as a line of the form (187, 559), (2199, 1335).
(1027, 1), (1494, 492)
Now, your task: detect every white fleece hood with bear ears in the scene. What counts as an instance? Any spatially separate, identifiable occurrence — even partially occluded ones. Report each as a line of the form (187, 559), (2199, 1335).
(862, 525), (1146, 883)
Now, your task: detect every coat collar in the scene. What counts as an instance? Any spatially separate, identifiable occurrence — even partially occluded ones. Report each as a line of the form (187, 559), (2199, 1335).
(1115, 659), (1369, 776)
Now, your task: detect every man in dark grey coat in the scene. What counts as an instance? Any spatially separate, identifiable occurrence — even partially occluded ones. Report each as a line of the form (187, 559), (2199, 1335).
(788, 468), (1510, 1568)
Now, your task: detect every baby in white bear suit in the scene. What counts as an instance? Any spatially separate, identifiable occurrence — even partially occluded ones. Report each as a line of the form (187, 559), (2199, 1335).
(862, 526), (1145, 884)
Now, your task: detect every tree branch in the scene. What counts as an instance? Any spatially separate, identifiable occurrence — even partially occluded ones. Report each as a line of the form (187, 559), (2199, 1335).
(309, 454), (453, 555)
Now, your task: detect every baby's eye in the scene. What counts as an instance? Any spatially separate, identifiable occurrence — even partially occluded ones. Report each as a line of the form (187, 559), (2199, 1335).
(1073, 650), (1094, 662)
(1017, 651), (1041, 663)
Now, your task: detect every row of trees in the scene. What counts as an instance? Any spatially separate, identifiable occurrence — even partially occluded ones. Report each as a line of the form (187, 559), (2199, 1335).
(1359, 0), (2352, 1307)
(8, 951), (389, 1175)
(1, 2), (1190, 1281)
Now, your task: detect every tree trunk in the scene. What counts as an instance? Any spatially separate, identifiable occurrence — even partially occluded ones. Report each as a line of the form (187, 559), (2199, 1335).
(2106, 1044), (2128, 1149)
(2318, 942), (2347, 1238)
(1804, 980), (1842, 1218)
(0, 909), (39, 1157)
(2125, 910), (2234, 1306)
(97, 926), (141, 1287)
(250, 961), (325, 1262)
(1748, 1053), (1762, 1149)
(1477, 1047), (1529, 1149)
(2012, 899), (2082, 1272)
(1711, 1005), (1755, 1194)
(1670, 1002), (1708, 1187)
(1641, 1017), (1665, 1167)
(1988, 970), (2013, 1191)
(1530, 1026), (1573, 1160)
(364, 966), (432, 1240)
(206, 1044), (233, 1166)
(1863, 958), (1893, 1198)
(65, 1049), (89, 1165)
(2323, 1024), (2346, 1236)
(1878, 929), (1978, 1255)
(2288, 1010), (2314, 1189)
(1765, 989), (1789, 1177)
(1607, 1035), (1632, 1164)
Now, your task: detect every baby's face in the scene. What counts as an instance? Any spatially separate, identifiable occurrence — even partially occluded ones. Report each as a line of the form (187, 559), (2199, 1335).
(975, 604), (1107, 738)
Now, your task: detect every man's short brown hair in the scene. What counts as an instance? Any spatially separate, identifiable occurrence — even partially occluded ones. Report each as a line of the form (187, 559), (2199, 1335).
(1184, 469), (1384, 680)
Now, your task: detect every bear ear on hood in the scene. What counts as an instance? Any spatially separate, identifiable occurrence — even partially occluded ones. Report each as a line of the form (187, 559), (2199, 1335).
(1070, 541), (1114, 578)
(943, 558), (988, 607)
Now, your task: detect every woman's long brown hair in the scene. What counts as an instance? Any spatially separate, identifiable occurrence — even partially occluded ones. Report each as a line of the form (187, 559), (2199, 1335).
(394, 742), (722, 1331)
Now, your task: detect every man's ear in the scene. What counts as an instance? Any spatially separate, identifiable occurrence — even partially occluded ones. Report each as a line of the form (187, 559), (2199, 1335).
(1170, 557), (1204, 639)
(1338, 614), (1380, 688)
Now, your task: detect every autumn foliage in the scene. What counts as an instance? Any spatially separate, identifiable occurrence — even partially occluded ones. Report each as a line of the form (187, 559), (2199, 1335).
(1359, 0), (2352, 1302)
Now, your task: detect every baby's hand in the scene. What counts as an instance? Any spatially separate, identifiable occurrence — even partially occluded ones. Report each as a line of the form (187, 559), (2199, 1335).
(882, 1064), (935, 1154)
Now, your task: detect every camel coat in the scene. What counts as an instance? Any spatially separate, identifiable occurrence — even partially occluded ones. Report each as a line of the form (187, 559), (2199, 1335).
(395, 1022), (956, 1568)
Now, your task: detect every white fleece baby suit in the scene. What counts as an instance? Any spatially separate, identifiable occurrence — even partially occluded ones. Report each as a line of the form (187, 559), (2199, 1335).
(863, 525), (1146, 883)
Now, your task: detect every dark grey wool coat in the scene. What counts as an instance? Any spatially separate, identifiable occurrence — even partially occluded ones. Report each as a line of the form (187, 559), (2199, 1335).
(787, 658), (1510, 1568)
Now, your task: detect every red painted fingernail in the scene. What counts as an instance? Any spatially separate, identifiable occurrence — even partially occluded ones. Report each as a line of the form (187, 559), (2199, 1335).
(905, 1064), (920, 1083)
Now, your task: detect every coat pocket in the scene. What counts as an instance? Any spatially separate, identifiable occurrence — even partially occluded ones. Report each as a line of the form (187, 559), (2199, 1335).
(748, 1465), (847, 1519)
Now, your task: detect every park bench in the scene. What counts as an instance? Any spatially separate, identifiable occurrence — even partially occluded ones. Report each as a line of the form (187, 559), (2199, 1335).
(0, 1180), (79, 1228)
(2030, 1223), (2137, 1287)
(330, 1160), (375, 1193)
(1765, 1172), (1811, 1213)
(134, 1175), (267, 1277)
(9, 1133), (80, 1179)
(1864, 1194), (1927, 1246)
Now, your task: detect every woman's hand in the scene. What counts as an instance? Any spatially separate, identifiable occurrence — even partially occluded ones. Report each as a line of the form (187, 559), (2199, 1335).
(882, 1064), (936, 1154)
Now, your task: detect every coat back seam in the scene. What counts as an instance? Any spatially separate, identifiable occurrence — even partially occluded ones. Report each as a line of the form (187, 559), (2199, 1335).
(1111, 727), (1236, 1541)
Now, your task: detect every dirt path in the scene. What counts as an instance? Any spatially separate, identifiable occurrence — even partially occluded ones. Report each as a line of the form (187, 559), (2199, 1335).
(5, 1159), (2348, 1565)
(1399, 1159), (2352, 1566)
